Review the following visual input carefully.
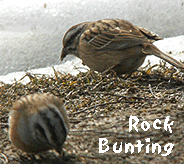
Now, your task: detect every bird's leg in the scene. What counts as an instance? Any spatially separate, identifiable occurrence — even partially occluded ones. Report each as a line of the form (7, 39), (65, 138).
(101, 65), (116, 75)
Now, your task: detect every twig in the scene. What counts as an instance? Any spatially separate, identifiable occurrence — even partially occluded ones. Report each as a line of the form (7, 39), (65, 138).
(70, 129), (129, 136)
(52, 66), (59, 81)
(70, 100), (142, 115)
(92, 91), (148, 101)
(92, 81), (104, 90)
(0, 153), (9, 164)
(0, 123), (9, 127)
(148, 84), (159, 99)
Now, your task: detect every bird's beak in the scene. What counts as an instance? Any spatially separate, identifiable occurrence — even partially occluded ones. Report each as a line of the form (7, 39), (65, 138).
(61, 48), (67, 61)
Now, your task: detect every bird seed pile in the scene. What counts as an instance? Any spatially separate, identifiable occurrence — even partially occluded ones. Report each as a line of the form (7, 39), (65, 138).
(0, 62), (184, 164)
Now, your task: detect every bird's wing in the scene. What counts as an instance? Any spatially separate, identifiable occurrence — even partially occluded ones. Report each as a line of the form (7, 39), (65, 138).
(137, 26), (163, 41)
(83, 20), (151, 50)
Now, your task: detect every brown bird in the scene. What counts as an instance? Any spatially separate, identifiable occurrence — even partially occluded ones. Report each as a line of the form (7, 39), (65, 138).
(9, 93), (69, 154)
(61, 19), (184, 74)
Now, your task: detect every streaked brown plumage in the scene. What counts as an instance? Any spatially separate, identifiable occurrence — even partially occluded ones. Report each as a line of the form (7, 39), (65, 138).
(61, 19), (184, 74)
(9, 93), (69, 154)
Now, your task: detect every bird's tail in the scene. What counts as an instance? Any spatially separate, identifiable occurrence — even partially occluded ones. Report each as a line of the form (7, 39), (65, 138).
(142, 43), (184, 71)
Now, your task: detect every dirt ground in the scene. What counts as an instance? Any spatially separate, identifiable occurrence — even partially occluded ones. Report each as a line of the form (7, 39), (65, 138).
(0, 62), (184, 164)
